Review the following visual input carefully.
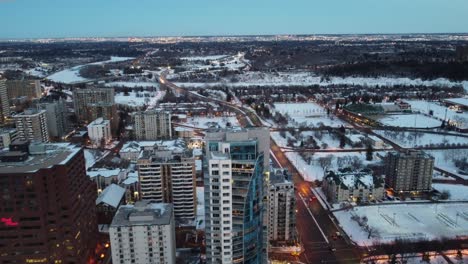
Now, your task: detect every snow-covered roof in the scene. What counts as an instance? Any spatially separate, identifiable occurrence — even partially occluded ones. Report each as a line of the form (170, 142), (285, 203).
(121, 140), (186, 153)
(87, 168), (121, 178)
(122, 171), (139, 185)
(96, 184), (126, 208)
(326, 170), (383, 190)
(192, 148), (203, 157)
(444, 97), (468, 107)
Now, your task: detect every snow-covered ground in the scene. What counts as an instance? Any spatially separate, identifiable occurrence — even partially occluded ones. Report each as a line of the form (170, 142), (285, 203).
(173, 71), (468, 90)
(432, 183), (468, 201)
(408, 100), (468, 129)
(181, 115), (239, 129)
(105, 81), (159, 88)
(368, 253), (453, 264)
(272, 131), (382, 181)
(374, 130), (468, 148)
(376, 114), (442, 128)
(47, 56), (134, 84)
(196, 186), (205, 230)
(426, 150), (468, 180)
(115, 90), (164, 108)
(273, 102), (347, 128)
(334, 203), (468, 246)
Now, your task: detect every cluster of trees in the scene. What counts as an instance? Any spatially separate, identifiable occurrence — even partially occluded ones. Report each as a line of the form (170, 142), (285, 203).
(320, 60), (468, 82)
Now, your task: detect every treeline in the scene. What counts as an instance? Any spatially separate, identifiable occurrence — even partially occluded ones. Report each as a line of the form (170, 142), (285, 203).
(320, 61), (468, 81)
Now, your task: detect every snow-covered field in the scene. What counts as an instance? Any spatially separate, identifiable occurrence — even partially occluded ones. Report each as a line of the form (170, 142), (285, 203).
(173, 72), (468, 90)
(375, 130), (468, 148)
(334, 203), (468, 246)
(105, 81), (159, 88)
(273, 102), (347, 127)
(376, 114), (442, 128)
(432, 183), (468, 201)
(426, 150), (468, 180)
(47, 56), (134, 84)
(115, 90), (164, 108)
(181, 115), (239, 129)
(408, 100), (468, 129)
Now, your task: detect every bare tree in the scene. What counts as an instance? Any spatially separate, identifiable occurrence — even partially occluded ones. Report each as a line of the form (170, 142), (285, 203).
(318, 155), (334, 170)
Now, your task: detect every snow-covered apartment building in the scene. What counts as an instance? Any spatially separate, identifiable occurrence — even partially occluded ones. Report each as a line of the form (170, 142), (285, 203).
(109, 201), (176, 264)
(323, 170), (385, 203)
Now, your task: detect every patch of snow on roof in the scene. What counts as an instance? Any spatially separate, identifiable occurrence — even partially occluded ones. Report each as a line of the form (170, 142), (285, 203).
(96, 184), (126, 208)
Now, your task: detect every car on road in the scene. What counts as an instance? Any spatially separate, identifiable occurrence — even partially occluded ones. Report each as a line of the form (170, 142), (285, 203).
(329, 246), (336, 252)
(310, 196), (317, 202)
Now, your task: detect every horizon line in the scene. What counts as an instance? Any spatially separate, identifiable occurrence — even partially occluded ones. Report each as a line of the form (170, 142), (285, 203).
(1, 32), (468, 42)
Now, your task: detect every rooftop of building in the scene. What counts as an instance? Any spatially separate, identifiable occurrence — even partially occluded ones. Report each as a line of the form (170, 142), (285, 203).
(210, 151), (230, 160)
(139, 147), (193, 163)
(88, 118), (110, 126)
(96, 184), (126, 208)
(0, 142), (81, 174)
(121, 139), (186, 154)
(443, 97), (468, 107)
(111, 201), (173, 227)
(270, 168), (293, 185)
(13, 108), (45, 117)
(87, 168), (122, 178)
(387, 150), (434, 159)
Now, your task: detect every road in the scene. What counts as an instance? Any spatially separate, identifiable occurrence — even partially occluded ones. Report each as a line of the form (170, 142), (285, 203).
(159, 73), (362, 263)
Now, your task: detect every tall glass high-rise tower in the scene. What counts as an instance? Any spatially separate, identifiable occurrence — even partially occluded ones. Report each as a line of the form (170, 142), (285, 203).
(204, 127), (269, 264)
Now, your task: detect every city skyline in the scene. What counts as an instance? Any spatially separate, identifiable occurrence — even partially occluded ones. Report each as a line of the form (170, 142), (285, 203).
(1, 0), (468, 39)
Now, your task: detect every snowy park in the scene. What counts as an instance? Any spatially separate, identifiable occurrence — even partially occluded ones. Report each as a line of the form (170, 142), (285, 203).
(334, 203), (468, 246)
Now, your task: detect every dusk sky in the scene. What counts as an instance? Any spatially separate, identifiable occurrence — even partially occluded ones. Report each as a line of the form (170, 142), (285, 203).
(1, 0), (467, 39)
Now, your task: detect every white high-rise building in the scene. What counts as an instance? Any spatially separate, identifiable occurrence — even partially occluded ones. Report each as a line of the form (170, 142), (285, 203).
(134, 110), (172, 140)
(87, 118), (111, 146)
(109, 201), (176, 264)
(0, 79), (10, 123)
(37, 98), (68, 138)
(204, 127), (269, 264)
(13, 109), (49, 142)
(268, 169), (296, 242)
(137, 145), (196, 219)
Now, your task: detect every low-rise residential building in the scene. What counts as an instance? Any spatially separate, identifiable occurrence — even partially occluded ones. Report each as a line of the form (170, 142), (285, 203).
(87, 168), (126, 193)
(323, 170), (385, 203)
(109, 201), (176, 264)
(268, 168), (296, 243)
(96, 184), (126, 225)
(87, 118), (112, 147)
